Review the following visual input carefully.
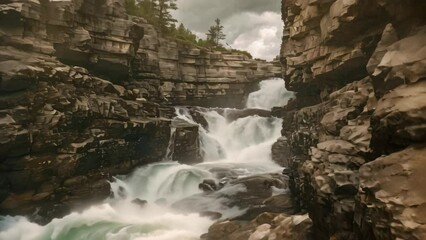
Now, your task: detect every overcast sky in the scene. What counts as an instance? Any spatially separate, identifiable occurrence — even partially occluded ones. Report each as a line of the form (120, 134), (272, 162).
(172, 0), (282, 60)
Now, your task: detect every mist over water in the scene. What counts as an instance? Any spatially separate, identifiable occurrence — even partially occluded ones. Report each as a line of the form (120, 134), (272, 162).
(0, 79), (293, 240)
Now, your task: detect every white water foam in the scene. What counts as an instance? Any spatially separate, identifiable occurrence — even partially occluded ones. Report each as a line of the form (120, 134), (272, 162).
(246, 78), (294, 110)
(0, 78), (291, 240)
(0, 204), (212, 240)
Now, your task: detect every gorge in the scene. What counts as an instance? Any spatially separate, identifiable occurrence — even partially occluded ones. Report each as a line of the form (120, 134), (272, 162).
(1, 0), (426, 240)
(0, 78), (294, 239)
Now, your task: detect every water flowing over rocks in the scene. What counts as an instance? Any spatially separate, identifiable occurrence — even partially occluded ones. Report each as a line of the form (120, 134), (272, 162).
(172, 173), (295, 221)
(1, 0), (425, 239)
(275, 0), (426, 239)
(0, 0), (280, 222)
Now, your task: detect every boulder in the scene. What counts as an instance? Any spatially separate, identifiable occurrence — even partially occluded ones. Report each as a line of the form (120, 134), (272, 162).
(358, 145), (426, 240)
(131, 198), (148, 208)
(204, 213), (313, 240)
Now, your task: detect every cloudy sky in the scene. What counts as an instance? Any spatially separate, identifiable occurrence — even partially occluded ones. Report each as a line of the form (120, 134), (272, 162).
(172, 0), (282, 60)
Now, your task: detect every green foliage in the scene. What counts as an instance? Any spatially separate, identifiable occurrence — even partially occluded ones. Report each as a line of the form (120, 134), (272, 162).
(206, 18), (226, 47)
(157, 0), (178, 33)
(125, 2), (252, 59)
(174, 23), (197, 43)
(126, 0), (177, 33)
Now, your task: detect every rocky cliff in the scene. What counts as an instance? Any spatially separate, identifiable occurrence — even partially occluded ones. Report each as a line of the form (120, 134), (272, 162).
(275, 0), (426, 239)
(0, 0), (278, 221)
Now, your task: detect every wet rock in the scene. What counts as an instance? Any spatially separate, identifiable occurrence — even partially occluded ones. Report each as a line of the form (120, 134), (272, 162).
(200, 211), (223, 220)
(170, 119), (202, 164)
(199, 179), (218, 193)
(224, 109), (272, 122)
(204, 220), (244, 240)
(230, 174), (288, 209)
(272, 137), (291, 167)
(172, 173), (293, 221)
(204, 213), (313, 240)
(131, 198), (148, 208)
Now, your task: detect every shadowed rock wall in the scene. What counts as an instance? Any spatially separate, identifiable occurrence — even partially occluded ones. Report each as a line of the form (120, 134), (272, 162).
(275, 0), (426, 239)
(0, 0), (281, 221)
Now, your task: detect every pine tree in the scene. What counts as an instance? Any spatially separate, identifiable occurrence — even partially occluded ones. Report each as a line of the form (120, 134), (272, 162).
(206, 18), (226, 47)
(125, 0), (178, 34)
(156, 0), (178, 33)
(139, 0), (158, 23)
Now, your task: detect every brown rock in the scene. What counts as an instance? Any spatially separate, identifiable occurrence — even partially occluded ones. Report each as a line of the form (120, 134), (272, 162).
(371, 81), (426, 155)
(359, 145), (426, 240)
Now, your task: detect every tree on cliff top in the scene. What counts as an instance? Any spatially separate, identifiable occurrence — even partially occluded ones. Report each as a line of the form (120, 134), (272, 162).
(126, 0), (177, 34)
(206, 18), (226, 47)
(174, 23), (197, 42)
(157, 0), (178, 33)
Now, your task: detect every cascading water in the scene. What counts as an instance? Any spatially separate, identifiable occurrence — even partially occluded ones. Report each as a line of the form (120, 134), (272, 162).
(0, 79), (294, 240)
(246, 78), (294, 110)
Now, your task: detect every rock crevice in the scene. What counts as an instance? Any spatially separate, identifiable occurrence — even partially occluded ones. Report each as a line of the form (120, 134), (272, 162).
(0, 0), (281, 221)
(276, 0), (426, 239)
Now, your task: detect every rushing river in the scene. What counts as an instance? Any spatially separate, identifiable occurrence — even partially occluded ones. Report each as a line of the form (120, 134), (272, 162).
(0, 79), (293, 240)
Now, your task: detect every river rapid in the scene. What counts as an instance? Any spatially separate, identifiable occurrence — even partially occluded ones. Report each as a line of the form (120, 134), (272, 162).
(0, 78), (293, 240)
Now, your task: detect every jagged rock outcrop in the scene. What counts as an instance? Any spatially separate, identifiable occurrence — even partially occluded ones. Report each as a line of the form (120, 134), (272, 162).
(204, 212), (313, 240)
(358, 145), (426, 240)
(275, 77), (375, 239)
(169, 119), (202, 164)
(0, 0), (281, 221)
(0, 0), (175, 221)
(0, 52), (171, 222)
(276, 0), (426, 239)
(280, 0), (387, 94)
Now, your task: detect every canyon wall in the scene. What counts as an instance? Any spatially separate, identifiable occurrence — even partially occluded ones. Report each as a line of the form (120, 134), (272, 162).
(276, 0), (426, 239)
(0, 0), (278, 221)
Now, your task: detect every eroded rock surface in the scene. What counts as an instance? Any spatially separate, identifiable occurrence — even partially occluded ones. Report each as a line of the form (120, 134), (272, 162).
(204, 212), (313, 240)
(276, 0), (426, 239)
(0, 53), (171, 221)
(358, 145), (426, 240)
(0, 0), (282, 221)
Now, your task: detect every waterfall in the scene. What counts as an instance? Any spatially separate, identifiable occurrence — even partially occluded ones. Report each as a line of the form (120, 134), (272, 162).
(164, 127), (177, 161)
(246, 78), (294, 110)
(0, 78), (292, 240)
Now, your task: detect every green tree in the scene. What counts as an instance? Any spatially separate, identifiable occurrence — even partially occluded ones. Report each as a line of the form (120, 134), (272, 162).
(177, 23), (186, 35)
(174, 23), (197, 43)
(206, 18), (226, 46)
(156, 0), (178, 33)
(126, 0), (177, 34)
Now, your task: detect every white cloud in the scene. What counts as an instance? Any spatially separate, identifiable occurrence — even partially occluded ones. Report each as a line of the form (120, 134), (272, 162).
(225, 12), (282, 60)
(172, 0), (282, 60)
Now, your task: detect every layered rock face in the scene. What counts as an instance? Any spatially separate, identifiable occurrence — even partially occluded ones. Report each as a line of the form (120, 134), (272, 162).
(0, 0), (281, 221)
(0, 0), (173, 220)
(277, 0), (426, 239)
(157, 45), (282, 107)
